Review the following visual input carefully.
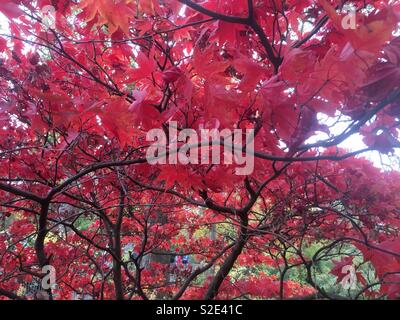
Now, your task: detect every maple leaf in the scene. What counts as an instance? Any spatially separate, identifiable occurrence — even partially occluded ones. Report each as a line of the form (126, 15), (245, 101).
(331, 256), (367, 289)
(78, 0), (136, 35)
(0, 1), (23, 19)
(330, 256), (354, 284)
(128, 88), (161, 129)
(318, 0), (398, 53)
(162, 66), (182, 84)
(361, 40), (400, 101)
(233, 56), (268, 90)
(101, 97), (136, 146)
(126, 50), (156, 82)
(214, 20), (240, 44)
(382, 274), (400, 299)
(137, 0), (161, 15)
(280, 48), (316, 83)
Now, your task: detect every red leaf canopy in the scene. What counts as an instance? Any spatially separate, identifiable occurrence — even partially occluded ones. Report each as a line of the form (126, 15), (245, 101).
(0, 0), (399, 300)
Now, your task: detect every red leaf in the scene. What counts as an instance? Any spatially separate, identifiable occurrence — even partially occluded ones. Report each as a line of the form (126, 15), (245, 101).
(162, 66), (182, 84)
(0, 1), (23, 19)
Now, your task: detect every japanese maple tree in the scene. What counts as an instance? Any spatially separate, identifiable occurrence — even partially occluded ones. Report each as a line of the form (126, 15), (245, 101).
(0, 0), (400, 300)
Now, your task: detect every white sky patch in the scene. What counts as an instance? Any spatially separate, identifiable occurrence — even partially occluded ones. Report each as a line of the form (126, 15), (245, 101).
(178, 5), (186, 18)
(305, 113), (400, 170)
(0, 13), (8, 30)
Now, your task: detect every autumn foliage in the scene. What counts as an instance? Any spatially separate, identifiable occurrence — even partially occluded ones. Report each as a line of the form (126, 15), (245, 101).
(0, 0), (400, 300)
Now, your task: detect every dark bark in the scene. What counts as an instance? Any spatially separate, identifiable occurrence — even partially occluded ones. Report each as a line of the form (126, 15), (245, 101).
(204, 213), (249, 300)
